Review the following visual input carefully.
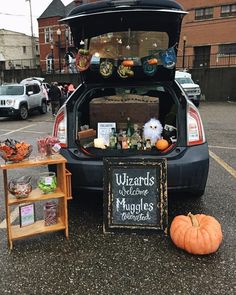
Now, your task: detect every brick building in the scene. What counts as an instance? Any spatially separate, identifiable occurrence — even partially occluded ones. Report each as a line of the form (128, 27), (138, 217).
(38, 0), (236, 72)
(177, 0), (236, 68)
(38, 0), (79, 73)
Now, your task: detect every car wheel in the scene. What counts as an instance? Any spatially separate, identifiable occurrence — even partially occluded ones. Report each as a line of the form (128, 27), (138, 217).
(40, 101), (47, 114)
(19, 105), (29, 120)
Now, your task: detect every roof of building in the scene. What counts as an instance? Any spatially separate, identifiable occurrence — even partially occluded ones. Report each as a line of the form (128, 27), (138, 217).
(38, 0), (77, 20)
(38, 0), (66, 19)
(65, 1), (78, 16)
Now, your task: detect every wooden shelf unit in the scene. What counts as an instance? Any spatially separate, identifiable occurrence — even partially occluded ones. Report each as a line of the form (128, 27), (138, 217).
(0, 154), (69, 249)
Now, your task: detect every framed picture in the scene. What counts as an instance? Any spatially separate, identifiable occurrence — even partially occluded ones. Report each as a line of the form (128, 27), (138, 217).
(97, 122), (116, 146)
(19, 203), (36, 227)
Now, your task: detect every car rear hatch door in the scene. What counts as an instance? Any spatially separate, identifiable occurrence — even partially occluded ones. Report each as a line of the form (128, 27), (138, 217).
(62, 0), (187, 82)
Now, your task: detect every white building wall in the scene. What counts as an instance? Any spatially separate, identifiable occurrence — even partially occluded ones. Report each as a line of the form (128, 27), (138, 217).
(0, 29), (39, 69)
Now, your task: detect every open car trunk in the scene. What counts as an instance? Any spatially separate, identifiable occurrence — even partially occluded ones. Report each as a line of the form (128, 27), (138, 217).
(74, 82), (179, 158)
(61, 0), (187, 157)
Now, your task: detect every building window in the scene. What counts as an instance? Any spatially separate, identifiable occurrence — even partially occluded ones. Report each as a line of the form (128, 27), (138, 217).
(219, 43), (236, 55)
(221, 4), (236, 17)
(23, 46), (26, 54)
(45, 27), (53, 43)
(195, 7), (213, 20)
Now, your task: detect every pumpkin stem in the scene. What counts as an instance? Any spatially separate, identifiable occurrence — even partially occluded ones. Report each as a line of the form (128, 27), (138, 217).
(188, 212), (199, 227)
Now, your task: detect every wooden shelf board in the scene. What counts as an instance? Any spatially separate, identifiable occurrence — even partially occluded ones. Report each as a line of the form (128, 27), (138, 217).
(8, 188), (65, 205)
(0, 154), (67, 170)
(11, 218), (65, 240)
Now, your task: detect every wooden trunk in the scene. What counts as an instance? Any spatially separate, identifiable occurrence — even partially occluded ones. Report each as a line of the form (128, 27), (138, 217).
(89, 94), (159, 130)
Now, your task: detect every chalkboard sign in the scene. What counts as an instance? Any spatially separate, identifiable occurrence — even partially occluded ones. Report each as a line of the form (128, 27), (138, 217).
(103, 158), (168, 233)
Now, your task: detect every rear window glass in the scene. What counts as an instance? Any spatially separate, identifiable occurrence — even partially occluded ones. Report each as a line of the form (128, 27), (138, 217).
(89, 31), (169, 59)
(176, 77), (194, 84)
(0, 85), (24, 95)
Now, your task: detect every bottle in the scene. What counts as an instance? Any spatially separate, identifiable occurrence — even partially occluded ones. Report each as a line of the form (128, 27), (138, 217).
(145, 139), (152, 151)
(127, 117), (132, 138)
(130, 124), (141, 149)
(109, 128), (117, 149)
(117, 129), (123, 147)
(122, 131), (129, 149)
(137, 140), (142, 150)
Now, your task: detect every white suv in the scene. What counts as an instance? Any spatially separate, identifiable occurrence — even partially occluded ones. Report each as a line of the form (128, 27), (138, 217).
(0, 81), (47, 120)
(175, 71), (201, 107)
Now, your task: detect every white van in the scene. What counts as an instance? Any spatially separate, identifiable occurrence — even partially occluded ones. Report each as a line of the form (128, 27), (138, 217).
(175, 71), (201, 107)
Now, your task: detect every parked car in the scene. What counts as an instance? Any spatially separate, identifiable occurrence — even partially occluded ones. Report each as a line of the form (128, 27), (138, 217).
(175, 71), (201, 107)
(52, 0), (209, 197)
(0, 80), (47, 120)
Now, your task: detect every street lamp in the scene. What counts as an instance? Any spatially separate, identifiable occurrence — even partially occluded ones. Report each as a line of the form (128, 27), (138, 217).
(57, 28), (62, 73)
(50, 43), (54, 73)
(182, 36), (187, 69)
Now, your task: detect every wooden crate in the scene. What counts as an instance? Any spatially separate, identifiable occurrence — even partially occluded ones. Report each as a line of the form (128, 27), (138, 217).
(89, 95), (159, 130)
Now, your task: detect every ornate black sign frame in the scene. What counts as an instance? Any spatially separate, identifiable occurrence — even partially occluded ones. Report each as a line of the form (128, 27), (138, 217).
(103, 157), (168, 234)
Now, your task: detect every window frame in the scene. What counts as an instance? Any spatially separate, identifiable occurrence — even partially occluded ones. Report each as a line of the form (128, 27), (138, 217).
(44, 27), (53, 44)
(218, 43), (236, 56)
(221, 4), (236, 17)
(195, 7), (213, 20)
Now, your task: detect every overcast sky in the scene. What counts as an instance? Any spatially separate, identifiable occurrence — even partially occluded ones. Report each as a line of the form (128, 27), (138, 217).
(0, 0), (72, 37)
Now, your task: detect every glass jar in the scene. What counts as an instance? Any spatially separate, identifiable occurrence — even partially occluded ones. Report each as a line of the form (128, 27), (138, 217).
(38, 172), (57, 194)
(44, 201), (58, 226)
(8, 176), (32, 199)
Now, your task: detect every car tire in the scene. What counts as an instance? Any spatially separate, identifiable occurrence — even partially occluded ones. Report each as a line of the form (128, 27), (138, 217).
(40, 101), (47, 114)
(19, 105), (29, 120)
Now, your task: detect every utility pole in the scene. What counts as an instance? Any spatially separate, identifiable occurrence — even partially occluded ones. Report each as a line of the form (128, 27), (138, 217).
(26, 0), (35, 68)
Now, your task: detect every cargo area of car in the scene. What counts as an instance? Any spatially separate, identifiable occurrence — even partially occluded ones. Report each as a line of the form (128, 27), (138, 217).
(74, 84), (179, 157)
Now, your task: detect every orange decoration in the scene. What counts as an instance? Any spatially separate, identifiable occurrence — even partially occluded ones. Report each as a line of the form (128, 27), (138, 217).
(122, 60), (134, 67)
(155, 139), (169, 150)
(170, 213), (223, 255)
(148, 58), (158, 65)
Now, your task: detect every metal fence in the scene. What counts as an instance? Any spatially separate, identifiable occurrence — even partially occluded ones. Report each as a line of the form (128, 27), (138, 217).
(1, 53), (236, 72)
(177, 53), (236, 69)
(0, 59), (40, 70)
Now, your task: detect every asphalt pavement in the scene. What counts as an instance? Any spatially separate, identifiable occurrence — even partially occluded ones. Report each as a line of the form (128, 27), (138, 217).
(0, 102), (235, 295)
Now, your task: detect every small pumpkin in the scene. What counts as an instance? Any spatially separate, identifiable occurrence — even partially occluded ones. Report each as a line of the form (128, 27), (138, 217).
(155, 139), (169, 150)
(122, 60), (134, 67)
(148, 58), (158, 65)
(170, 212), (223, 255)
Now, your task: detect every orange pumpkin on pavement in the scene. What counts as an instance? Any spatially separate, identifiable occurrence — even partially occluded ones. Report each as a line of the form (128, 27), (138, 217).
(170, 213), (223, 255)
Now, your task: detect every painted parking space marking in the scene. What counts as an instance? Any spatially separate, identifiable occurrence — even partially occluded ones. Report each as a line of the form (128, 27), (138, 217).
(0, 206), (19, 229)
(15, 130), (47, 134)
(2, 124), (36, 136)
(209, 145), (236, 150)
(209, 150), (236, 179)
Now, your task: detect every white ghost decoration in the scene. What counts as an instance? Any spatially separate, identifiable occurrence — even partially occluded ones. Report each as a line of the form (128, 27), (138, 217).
(143, 118), (163, 146)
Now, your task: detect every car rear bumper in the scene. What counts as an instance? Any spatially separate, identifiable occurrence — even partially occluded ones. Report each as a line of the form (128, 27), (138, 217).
(59, 143), (209, 194)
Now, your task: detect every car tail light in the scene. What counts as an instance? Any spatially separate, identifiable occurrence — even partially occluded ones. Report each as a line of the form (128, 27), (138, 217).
(187, 104), (206, 146)
(53, 107), (67, 147)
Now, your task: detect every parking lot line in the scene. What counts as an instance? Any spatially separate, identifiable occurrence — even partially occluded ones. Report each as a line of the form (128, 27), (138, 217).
(209, 150), (236, 179)
(2, 124), (36, 136)
(209, 145), (236, 150)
